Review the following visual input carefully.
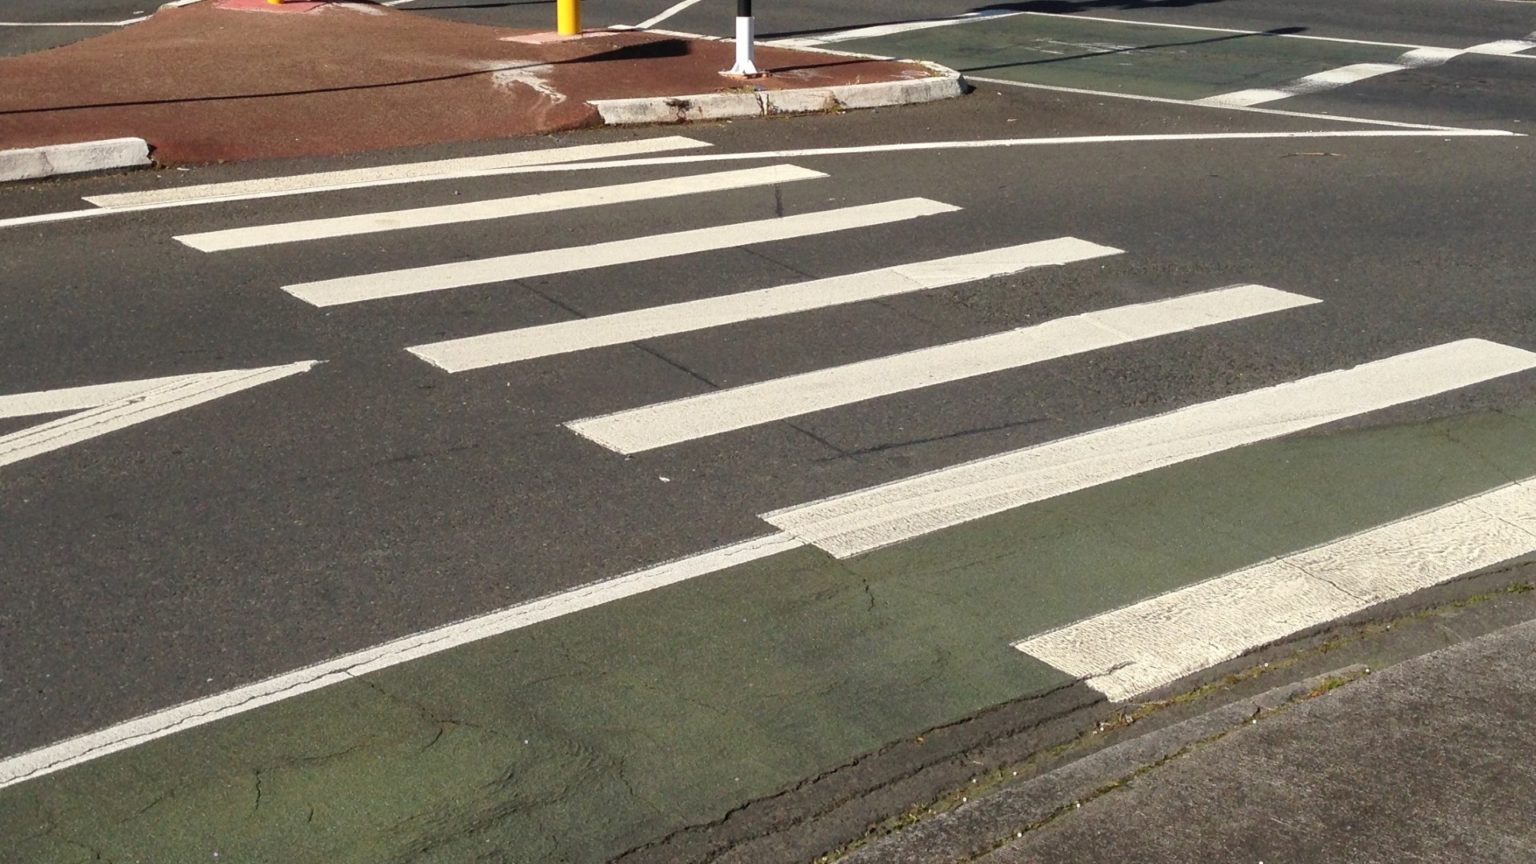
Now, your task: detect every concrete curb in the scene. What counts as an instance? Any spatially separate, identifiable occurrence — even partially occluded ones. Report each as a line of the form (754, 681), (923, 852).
(0, 138), (152, 183)
(589, 60), (965, 126)
(838, 665), (1370, 864)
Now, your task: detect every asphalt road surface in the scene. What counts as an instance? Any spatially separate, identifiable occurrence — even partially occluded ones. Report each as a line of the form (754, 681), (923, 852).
(3, 1), (1536, 862)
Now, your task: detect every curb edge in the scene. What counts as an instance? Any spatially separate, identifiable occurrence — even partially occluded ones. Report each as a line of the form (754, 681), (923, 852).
(589, 63), (966, 126)
(835, 664), (1372, 864)
(0, 137), (153, 183)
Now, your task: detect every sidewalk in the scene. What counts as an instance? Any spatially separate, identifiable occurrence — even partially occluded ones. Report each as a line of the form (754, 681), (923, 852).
(846, 615), (1536, 864)
(0, 0), (961, 169)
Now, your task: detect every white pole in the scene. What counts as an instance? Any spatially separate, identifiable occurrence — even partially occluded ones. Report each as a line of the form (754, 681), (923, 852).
(725, 0), (759, 76)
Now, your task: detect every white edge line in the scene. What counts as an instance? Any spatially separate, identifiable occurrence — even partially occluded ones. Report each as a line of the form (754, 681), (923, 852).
(0, 18), (146, 26)
(1, 128), (1519, 231)
(0, 532), (806, 790)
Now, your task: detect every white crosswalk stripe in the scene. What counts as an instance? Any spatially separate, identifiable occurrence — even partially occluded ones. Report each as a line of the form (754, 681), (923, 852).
(1016, 477), (1536, 701)
(84, 136), (712, 209)
(408, 238), (1122, 372)
(175, 165), (827, 252)
(566, 284), (1320, 454)
(283, 198), (961, 307)
(761, 340), (1536, 559)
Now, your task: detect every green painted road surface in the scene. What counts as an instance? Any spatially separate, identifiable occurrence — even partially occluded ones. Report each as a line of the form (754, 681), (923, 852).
(838, 15), (1409, 100)
(7, 405), (1536, 862)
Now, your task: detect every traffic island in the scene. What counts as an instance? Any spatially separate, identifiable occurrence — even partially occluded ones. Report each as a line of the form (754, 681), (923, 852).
(0, 0), (963, 171)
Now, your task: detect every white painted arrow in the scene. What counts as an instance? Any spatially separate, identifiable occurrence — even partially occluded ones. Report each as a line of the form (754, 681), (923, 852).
(0, 361), (318, 469)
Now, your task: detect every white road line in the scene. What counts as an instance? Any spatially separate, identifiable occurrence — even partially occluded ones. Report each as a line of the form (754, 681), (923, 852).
(284, 198), (960, 307)
(409, 238), (1122, 373)
(1466, 36), (1536, 56)
(0, 373), (199, 418)
(1016, 477), (1536, 702)
(174, 164), (826, 252)
(1196, 36), (1532, 108)
(82, 136), (712, 209)
(0, 531), (803, 790)
(1010, 10), (1463, 52)
(637, 0), (708, 30)
(0, 362), (317, 470)
(1197, 50), (1456, 108)
(568, 285), (1320, 454)
(773, 7), (1481, 53)
(762, 339), (1536, 559)
(1, 130), (1517, 232)
(0, 19), (145, 26)
(964, 76), (1472, 131)
(770, 9), (1022, 47)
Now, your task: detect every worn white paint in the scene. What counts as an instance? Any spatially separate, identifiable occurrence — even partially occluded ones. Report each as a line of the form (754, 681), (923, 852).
(82, 136), (712, 208)
(0, 362), (317, 470)
(1465, 37), (1536, 56)
(491, 65), (566, 104)
(0, 531), (802, 790)
(283, 198), (961, 307)
(1016, 478), (1536, 701)
(1197, 36), (1531, 108)
(410, 238), (1122, 372)
(175, 164), (826, 251)
(762, 340), (1536, 559)
(567, 285), (1320, 454)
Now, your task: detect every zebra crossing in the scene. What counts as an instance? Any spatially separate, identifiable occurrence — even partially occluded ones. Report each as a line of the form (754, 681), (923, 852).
(5, 131), (1536, 804)
(65, 135), (1536, 706)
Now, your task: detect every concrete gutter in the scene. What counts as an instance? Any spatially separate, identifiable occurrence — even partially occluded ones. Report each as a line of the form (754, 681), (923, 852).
(0, 137), (152, 183)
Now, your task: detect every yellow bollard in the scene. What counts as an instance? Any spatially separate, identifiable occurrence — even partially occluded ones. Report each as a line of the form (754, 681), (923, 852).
(557, 0), (580, 35)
